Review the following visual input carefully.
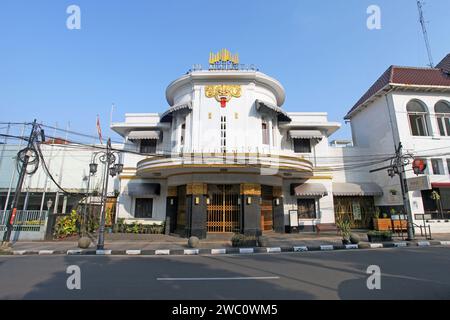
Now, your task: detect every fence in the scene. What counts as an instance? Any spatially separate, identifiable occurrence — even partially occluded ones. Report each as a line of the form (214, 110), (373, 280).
(0, 210), (49, 241)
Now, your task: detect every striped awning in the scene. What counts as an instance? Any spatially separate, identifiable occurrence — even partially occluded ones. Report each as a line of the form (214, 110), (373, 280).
(125, 183), (161, 196)
(255, 100), (292, 122)
(160, 102), (192, 122)
(289, 130), (323, 140)
(291, 183), (328, 197)
(128, 131), (160, 140)
(332, 182), (383, 196)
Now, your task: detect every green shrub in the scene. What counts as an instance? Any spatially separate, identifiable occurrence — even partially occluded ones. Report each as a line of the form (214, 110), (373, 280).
(231, 234), (258, 247)
(367, 230), (392, 237)
(54, 210), (80, 239)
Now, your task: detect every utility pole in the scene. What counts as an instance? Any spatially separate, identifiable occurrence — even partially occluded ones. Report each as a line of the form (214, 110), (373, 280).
(370, 142), (415, 240)
(2, 120), (38, 245)
(394, 143), (415, 241)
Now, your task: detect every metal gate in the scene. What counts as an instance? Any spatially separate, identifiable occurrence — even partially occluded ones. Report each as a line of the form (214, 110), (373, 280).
(261, 185), (274, 231)
(207, 185), (240, 233)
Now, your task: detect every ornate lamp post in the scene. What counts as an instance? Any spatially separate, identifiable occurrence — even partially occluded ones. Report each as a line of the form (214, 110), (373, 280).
(89, 138), (123, 250)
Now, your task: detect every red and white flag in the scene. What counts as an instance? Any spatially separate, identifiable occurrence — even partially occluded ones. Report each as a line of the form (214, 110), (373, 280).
(96, 115), (103, 145)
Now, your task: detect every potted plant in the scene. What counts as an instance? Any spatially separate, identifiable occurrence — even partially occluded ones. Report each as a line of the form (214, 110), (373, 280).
(367, 230), (393, 242)
(390, 208), (407, 231)
(431, 191), (444, 219)
(373, 208), (391, 231)
(336, 219), (352, 245)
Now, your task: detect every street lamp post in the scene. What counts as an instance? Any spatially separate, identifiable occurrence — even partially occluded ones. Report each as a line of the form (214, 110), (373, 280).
(89, 138), (123, 250)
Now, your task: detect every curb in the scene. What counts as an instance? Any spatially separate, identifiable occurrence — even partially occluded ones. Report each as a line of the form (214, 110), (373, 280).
(5, 240), (449, 257)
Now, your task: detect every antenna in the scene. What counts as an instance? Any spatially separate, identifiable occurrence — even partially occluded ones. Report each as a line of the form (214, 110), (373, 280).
(417, 0), (434, 68)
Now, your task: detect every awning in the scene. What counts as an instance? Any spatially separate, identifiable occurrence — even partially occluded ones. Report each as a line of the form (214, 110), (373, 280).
(332, 182), (383, 196)
(125, 183), (161, 196)
(128, 130), (160, 140)
(291, 183), (328, 197)
(289, 130), (323, 140)
(160, 102), (192, 123)
(255, 100), (292, 122)
(432, 182), (450, 188)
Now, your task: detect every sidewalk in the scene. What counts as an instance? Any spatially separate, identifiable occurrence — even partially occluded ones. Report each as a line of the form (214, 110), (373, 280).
(6, 231), (450, 253)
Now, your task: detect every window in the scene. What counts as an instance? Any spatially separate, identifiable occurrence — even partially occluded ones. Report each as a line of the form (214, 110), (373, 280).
(134, 198), (153, 218)
(297, 199), (316, 219)
(407, 100), (429, 136)
(431, 159), (444, 175)
(447, 159), (450, 174)
(180, 122), (186, 146)
(435, 101), (450, 136)
(261, 120), (269, 145)
(221, 116), (226, 153)
(140, 139), (157, 154)
(293, 139), (311, 153)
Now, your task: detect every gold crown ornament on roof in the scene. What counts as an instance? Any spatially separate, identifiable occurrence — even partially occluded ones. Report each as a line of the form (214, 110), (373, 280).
(209, 49), (239, 65)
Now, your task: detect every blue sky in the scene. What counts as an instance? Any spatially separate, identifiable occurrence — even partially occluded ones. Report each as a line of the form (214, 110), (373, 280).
(1, 0), (450, 141)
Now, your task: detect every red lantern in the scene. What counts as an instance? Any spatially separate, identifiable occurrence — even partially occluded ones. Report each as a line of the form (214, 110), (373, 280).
(220, 97), (227, 108)
(412, 159), (426, 175)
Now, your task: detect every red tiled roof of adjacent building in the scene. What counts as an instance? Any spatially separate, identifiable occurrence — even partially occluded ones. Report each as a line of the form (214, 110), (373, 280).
(437, 53), (450, 73)
(345, 54), (450, 119)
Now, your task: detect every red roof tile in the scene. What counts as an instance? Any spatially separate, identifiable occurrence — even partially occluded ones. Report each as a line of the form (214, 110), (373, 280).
(345, 54), (450, 119)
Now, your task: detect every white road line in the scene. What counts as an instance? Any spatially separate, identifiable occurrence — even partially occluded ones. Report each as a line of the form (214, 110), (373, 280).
(157, 276), (280, 281)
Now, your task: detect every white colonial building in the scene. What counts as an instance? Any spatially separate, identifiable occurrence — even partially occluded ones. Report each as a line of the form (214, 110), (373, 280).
(343, 53), (450, 233)
(111, 49), (384, 238)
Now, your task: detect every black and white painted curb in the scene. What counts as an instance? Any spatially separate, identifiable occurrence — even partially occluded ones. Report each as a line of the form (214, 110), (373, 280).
(5, 240), (450, 256)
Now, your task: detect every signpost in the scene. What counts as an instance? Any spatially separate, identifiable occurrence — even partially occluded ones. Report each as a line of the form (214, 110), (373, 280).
(407, 176), (431, 192)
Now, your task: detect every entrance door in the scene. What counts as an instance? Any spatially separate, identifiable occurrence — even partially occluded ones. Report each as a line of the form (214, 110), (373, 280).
(207, 185), (240, 233)
(261, 185), (274, 231)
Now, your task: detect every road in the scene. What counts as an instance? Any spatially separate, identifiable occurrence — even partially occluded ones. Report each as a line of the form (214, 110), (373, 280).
(0, 247), (450, 300)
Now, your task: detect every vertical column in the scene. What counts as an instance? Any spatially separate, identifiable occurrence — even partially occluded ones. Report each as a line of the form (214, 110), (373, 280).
(241, 183), (261, 237)
(272, 186), (285, 233)
(186, 183), (207, 239)
(165, 186), (178, 234)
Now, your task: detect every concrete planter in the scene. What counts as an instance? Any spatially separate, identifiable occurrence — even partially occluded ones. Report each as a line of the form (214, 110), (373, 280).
(367, 234), (392, 243)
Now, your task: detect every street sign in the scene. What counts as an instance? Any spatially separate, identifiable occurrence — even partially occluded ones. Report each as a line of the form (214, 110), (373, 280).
(352, 202), (362, 221)
(407, 176), (431, 191)
(289, 210), (299, 227)
(414, 214), (432, 220)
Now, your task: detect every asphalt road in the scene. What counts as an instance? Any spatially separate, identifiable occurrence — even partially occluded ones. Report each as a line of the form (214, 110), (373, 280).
(0, 247), (450, 300)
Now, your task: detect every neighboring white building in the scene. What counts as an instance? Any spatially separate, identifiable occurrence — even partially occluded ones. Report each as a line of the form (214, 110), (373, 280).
(0, 139), (119, 214)
(343, 53), (450, 233)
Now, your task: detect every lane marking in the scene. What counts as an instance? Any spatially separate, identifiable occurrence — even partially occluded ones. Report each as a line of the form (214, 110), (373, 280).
(157, 276), (280, 281)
